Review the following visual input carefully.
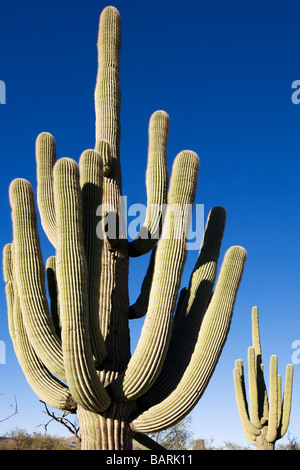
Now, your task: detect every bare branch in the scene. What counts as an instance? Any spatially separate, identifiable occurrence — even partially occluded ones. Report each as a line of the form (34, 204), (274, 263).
(38, 401), (81, 442)
(0, 395), (18, 423)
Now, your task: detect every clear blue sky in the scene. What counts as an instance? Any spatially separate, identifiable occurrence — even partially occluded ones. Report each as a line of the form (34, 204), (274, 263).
(1, 0), (300, 448)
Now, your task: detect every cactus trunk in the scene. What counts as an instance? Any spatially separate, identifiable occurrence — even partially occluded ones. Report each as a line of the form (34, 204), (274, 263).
(77, 404), (134, 450)
(3, 6), (247, 451)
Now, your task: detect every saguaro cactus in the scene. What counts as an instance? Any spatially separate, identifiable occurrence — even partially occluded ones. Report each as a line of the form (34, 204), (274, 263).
(3, 6), (247, 450)
(233, 307), (293, 450)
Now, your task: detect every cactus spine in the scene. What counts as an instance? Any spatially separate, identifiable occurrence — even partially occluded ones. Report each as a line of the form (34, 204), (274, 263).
(233, 307), (293, 450)
(3, 6), (247, 450)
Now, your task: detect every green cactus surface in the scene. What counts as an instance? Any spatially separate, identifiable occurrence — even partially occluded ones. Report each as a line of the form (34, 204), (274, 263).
(3, 6), (247, 450)
(233, 307), (293, 450)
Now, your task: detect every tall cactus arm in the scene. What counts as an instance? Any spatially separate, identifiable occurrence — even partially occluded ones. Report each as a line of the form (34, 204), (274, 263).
(9, 179), (66, 381)
(130, 245), (247, 432)
(278, 364), (293, 439)
(137, 206), (227, 408)
(251, 307), (269, 423)
(266, 355), (279, 443)
(79, 149), (107, 363)
(233, 360), (260, 444)
(95, 6), (121, 177)
(54, 157), (111, 413)
(3, 244), (76, 412)
(128, 111), (169, 257)
(94, 6), (131, 377)
(35, 132), (57, 247)
(109, 150), (199, 402)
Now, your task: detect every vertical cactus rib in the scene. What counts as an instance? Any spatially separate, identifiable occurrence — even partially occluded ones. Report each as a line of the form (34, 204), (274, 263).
(137, 206), (227, 408)
(9, 178), (66, 381)
(36, 132), (57, 247)
(79, 149), (107, 364)
(128, 110), (169, 257)
(54, 157), (111, 412)
(77, 403), (135, 450)
(109, 151), (199, 402)
(3, 243), (16, 346)
(130, 246), (247, 432)
(3, 243), (13, 285)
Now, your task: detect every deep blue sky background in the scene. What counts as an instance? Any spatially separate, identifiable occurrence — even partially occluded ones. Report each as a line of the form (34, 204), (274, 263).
(1, 0), (300, 448)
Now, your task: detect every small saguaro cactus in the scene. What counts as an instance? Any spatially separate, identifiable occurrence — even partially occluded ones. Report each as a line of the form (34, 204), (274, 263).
(233, 307), (293, 450)
(3, 6), (247, 450)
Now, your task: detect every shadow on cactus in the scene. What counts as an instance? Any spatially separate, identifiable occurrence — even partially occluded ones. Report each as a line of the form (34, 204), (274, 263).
(233, 307), (293, 450)
(3, 6), (247, 450)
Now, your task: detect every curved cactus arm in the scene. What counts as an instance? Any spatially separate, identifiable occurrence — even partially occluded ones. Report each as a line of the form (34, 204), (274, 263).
(12, 285), (76, 412)
(79, 149), (107, 363)
(46, 256), (61, 338)
(128, 247), (157, 319)
(130, 246), (247, 433)
(9, 178), (66, 381)
(233, 361), (260, 444)
(266, 355), (279, 443)
(109, 151), (199, 402)
(248, 346), (262, 429)
(174, 206), (226, 327)
(128, 111), (169, 257)
(278, 363), (293, 439)
(54, 157), (111, 413)
(132, 432), (166, 450)
(3, 243), (76, 411)
(36, 132), (57, 248)
(136, 206), (227, 408)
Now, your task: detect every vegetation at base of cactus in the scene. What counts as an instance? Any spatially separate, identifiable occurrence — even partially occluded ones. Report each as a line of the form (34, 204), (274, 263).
(3, 6), (247, 450)
(233, 307), (293, 450)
